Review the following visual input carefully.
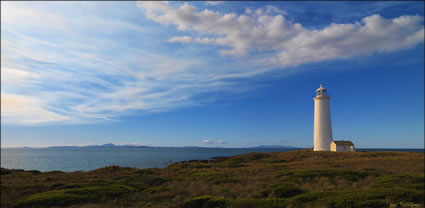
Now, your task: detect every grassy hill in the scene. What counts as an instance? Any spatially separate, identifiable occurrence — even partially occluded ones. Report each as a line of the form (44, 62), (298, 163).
(1, 150), (424, 208)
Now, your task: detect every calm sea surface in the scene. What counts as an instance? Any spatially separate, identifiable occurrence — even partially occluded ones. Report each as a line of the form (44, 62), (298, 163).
(1, 147), (423, 172)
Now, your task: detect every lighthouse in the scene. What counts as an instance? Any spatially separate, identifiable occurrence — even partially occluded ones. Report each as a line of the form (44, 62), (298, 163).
(313, 84), (333, 151)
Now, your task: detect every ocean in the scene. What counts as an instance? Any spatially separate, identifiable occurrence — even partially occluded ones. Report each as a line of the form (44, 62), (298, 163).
(1, 147), (423, 172)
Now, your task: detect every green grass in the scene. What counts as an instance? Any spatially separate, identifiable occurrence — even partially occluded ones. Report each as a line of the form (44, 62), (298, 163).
(191, 171), (239, 184)
(180, 187), (424, 208)
(14, 192), (89, 208)
(143, 186), (170, 194)
(261, 182), (305, 198)
(375, 174), (424, 190)
(279, 169), (379, 182)
(289, 187), (424, 208)
(182, 195), (229, 208)
(219, 158), (244, 168)
(229, 198), (287, 208)
(13, 185), (134, 207)
(259, 158), (288, 163)
(1, 150), (424, 208)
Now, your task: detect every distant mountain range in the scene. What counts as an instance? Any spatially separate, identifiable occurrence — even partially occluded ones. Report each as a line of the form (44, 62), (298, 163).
(47, 143), (152, 148)
(248, 145), (301, 149)
(45, 143), (301, 149)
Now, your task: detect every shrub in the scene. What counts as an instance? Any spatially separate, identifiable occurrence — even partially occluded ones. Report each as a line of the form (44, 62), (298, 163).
(113, 176), (153, 190)
(210, 156), (230, 163)
(143, 186), (170, 194)
(230, 198), (287, 208)
(376, 174), (424, 189)
(220, 158), (243, 168)
(116, 174), (166, 186)
(261, 182), (305, 198)
(88, 179), (117, 186)
(357, 199), (389, 208)
(212, 177), (239, 185)
(279, 169), (377, 182)
(64, 184), (135, 198)
(1, 168), (25, 175)
(192, 172), (239, 184)
(13, 191), (89, 207)
(2, 150), (423, 208)
(260, 159), (287, 163)
(193, 172), (226, 179)
(49, 183), (65, 189)
(15, 184), (46, 192)
(26, 170), (42, 175)
(182, 195), (229, 208)
(99, 165), (121, 172)
(288, 188), (424, 208)
(13, 185), (135, 207)
(247, 153), (270, 161)
(192, 164), (213, 169)
(204, 197), (230, 208)
(137, 168), (161, 175)
(140, 175), (167, 186)
(0, 168), (11, 175)
(57, 180), (117, 190)
(385, 188), (424, 204)
(45, 170), (64, 174)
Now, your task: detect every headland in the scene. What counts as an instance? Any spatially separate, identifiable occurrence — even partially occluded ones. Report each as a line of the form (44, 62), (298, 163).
(1, 150), (424, 208)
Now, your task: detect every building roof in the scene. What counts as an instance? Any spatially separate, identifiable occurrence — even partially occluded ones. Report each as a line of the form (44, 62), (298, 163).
(316, 84), (326, 92)
(332, 141), (354, 146)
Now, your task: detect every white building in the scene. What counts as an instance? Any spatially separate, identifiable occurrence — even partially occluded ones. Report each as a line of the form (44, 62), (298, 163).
(331, 141), (355, 152)
(313, 84), (333, 151)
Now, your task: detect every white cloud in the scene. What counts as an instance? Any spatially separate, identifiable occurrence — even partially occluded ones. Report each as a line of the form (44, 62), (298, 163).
(168, 36), (217, 44)
(201, 139), (214, 144)
(138, 2), (424, 66)
(215, 140), (227, 144)
(247, 6), (287, 17)
(2, 32), (250, 124)
(168, 36), (193, 43)
(2, 2), (241, 125)
(205, 1), (224, 6)
(1, 67), (40, 84)
(1, 93), (71, 125)
(1, 2), (424, 126)
(1, 2), (69, 32)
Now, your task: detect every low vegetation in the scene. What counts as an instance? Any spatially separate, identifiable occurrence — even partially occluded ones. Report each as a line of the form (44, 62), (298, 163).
(1, 150), (424, 208)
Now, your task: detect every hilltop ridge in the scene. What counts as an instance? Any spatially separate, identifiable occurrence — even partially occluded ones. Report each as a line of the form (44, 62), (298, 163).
(31, 144), (301, 149)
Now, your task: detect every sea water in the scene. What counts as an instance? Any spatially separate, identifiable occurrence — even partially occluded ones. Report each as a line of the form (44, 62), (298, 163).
(1, 147), (422, 172)
(1, 147), (297, 172)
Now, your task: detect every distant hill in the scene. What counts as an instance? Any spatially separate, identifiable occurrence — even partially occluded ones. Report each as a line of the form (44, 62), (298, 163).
(248, 145), (301, 149)
(43, 144), (301, 149)
(48, 143), (152, 148)
(85, 143), (152, 148)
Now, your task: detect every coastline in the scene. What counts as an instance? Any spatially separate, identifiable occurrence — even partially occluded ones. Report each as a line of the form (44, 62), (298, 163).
(2, 147), (423, 172)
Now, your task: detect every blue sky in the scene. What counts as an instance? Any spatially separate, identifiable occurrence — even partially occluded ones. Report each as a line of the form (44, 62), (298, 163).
(1, 1), (424, 148)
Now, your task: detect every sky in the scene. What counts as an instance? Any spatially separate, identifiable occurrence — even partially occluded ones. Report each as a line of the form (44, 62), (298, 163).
(1, 1), (424, 148)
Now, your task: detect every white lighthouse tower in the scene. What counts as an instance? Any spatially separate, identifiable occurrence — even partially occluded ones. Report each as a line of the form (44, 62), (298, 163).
(313, 84), (333, 151)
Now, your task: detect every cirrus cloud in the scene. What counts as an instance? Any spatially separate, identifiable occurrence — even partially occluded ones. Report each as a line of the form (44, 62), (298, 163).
(1, 2), (424, 126)
(1, 2), (254, 125)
